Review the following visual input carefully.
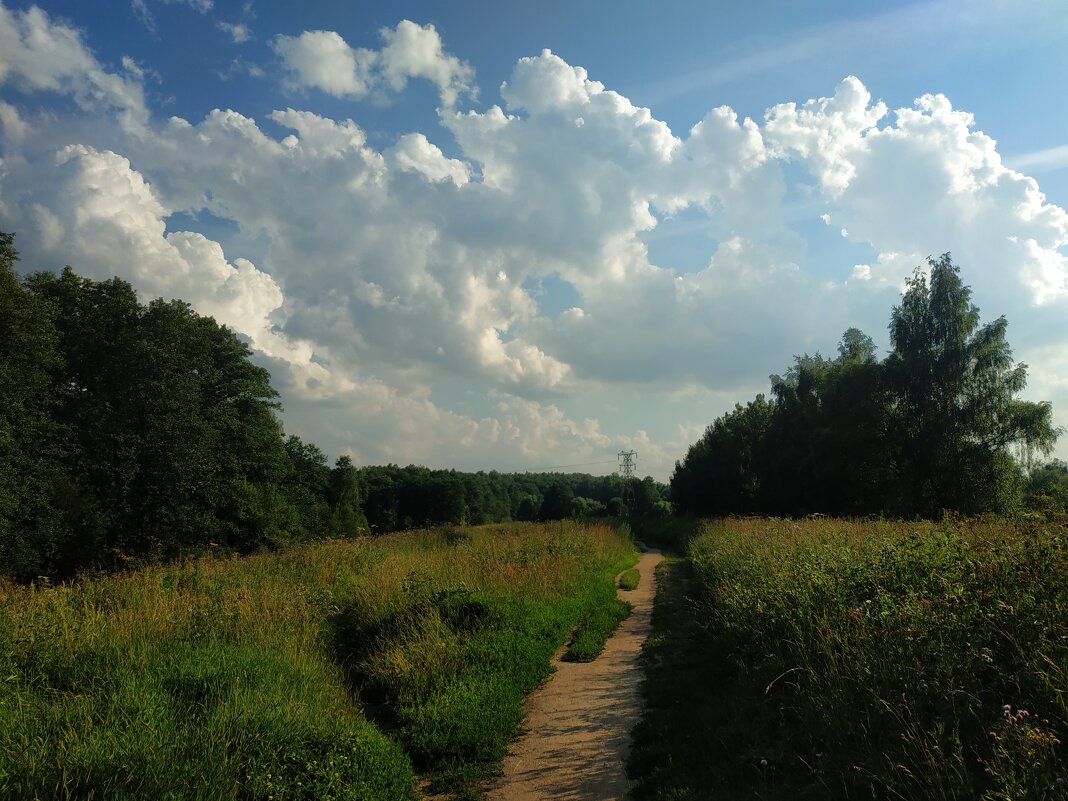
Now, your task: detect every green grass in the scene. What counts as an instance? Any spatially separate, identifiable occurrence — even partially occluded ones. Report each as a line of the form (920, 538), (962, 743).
(0, 521), (637, 800)
(562, 597), (633, 662)
(632, 516), (1068, 800)
(618, 568), (640, 591)
(630, 555), (726, 800)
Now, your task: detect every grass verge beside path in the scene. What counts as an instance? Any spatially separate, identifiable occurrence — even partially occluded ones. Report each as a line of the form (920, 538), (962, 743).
(0, 521), (637, 801)
(563, 597), (632, 662)
(632, 517), (1068, 801)
(629, 557), (727, 800)
(337, 521), (637, 796)
(618, 568), (640, 591)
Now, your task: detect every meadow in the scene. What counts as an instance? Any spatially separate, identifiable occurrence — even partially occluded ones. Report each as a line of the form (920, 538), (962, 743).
(632, 516), (1067, 800)
(0, 520), (636, 800)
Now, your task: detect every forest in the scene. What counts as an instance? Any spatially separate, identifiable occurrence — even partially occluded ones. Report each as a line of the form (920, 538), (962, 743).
(671, 255), (1063, 518)
(0, 232), (666, 581)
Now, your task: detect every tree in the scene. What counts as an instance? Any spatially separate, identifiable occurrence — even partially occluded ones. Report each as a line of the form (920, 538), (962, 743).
(1025, 459), (1068, 514)
(0, 233), (77, 578)
(672, 254), (1059, 518)
(539, 482), (575, 521)
(327, 456), (368, 535)
(671, 395), (774, 516)
(885, 254), (1057, 514)
(22, 267), (292, 568)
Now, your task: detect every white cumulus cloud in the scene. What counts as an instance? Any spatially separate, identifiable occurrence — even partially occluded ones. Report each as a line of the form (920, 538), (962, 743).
(273, 20), (474, 106)
(1, 6), (1067, 474)
(0, 4), (146, 128)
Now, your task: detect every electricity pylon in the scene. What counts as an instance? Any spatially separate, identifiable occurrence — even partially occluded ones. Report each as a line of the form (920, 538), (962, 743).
(618, 450), (637, 516)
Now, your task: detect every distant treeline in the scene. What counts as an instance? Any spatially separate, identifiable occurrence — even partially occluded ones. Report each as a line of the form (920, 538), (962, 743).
(355, 464), (668, 532)
(672, 255), (1062, 518)
(0, 233), (665, 580)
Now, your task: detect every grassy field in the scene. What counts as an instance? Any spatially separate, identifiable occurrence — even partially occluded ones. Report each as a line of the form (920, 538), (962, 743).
(632, 516), (1067, 800)
(0, 520), (636, 800)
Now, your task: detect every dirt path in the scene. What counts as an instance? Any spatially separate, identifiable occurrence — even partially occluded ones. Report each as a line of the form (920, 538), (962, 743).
(483, 545), (663, 801)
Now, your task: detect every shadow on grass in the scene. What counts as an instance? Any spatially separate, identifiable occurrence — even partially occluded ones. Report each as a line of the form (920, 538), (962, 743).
(629, 559), (824, 801)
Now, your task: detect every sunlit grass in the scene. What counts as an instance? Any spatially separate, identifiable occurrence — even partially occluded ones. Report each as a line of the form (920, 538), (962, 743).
(619, 568), (640, 591)
(0, 521), (636, 800)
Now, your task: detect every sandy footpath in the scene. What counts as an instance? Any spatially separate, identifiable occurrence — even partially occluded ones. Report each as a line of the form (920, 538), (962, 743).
(482, 545), (663, 801)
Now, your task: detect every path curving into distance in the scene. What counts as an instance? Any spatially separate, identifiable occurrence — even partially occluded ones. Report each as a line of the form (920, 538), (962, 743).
(483, 544), (663, 801)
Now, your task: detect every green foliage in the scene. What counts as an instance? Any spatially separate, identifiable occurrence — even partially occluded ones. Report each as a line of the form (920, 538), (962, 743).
(539, 482), (575, 521)
(0, 233), (74, 578)
(357, 464), (667, 532)
(630, 557), (725, 800)
(886, 255), (1057, 515)
(636, 517), (1068, 800)
(1025, 460), (1068, 516)
(670, 395), (774, 516)
(11, 264), (295, 574)
(672, 254), (1059, 517)
(0, 543), (418, 801)
(618, 568), (641, 591)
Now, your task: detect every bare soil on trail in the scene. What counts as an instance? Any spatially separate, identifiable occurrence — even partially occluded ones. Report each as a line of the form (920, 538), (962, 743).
(482, 545), (663, 801)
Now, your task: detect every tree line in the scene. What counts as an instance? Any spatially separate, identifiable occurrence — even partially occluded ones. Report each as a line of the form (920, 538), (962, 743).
(0, 233), (666, 580)
(671, 255), (1061, 518)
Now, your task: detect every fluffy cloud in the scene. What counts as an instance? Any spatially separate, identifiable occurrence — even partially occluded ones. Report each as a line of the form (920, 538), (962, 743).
(768, 77), (1068, 309)
(2, 6), (1067, 476)
(217, 21), (250, 44)
(273, 30), (373, 98)
(273, 21), (474, 106)
(387, 133), (470, 185)
(0, 4), (146, 127)
(0, 142), (329, 383)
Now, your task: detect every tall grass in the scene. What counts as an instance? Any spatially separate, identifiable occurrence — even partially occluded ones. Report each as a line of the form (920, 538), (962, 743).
(333, 520), (636, 793)
(0, 521), (635, 800)
(686, 517), (1067, 799)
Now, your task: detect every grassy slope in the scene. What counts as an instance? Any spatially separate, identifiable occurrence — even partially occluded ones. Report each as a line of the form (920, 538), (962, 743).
(0, 521), (636, 800)
(632, 517), (1068, 801)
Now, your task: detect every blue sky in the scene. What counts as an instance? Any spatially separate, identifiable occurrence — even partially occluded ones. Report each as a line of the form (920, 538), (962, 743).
(1, 0), (1067, 478)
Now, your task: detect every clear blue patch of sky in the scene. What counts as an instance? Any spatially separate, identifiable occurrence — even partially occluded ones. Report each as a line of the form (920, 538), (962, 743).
(801, 217), (879, 284)
(521, 272), (583, 318)
(164, 208), (272, 269)
(641, 205), (717, 275)
(163, 209), (238, 240)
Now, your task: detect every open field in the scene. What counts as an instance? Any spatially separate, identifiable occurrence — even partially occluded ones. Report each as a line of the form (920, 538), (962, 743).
(632, 516), (1068, 800)
(0, 521), (636, 800)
